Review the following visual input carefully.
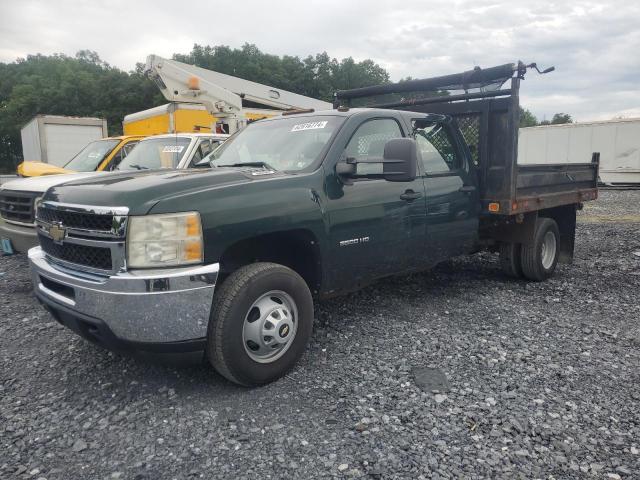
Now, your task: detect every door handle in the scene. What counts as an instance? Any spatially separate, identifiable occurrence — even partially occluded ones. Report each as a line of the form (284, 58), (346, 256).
(400, 190), (422, 201)
(458, 185), (476, 193)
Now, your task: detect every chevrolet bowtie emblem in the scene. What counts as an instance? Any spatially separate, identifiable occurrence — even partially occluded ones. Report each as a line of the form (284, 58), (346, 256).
(48, 223), (67, 244)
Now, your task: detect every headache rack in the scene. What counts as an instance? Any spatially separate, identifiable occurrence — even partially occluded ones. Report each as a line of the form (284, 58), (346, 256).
(334, 61), (599, 216)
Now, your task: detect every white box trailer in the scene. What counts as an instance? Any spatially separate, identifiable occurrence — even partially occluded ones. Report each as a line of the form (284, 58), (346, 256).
(518, 118), (640, 185)
(20, 115), (108, 167)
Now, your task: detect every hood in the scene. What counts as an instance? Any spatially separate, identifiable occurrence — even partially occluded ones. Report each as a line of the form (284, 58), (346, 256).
(43, 168), (277, 215)
(17, 161), (74, 177)
(1, 171), (105, 194)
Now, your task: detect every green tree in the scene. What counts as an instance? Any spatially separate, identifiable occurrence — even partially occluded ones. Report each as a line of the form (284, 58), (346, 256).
(173, 43), (389, 102)
(539, 113), (573, 126)
(551, 113), (573, 124)
(519, 107), (538, 128)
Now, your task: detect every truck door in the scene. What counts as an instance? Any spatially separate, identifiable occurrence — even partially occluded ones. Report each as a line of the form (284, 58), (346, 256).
(325, 117), (427, 291)
(412, 119), (479, 265)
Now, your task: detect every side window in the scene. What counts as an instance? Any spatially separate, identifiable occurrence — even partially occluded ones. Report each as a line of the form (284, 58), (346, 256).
(122, 141), (138, 157)
(106, 141), (138, 171)
(413, 121), (461, 174)
(344, 118), (403, 175)
(199, 139), (215, 157)
(191, 139), (215, 166)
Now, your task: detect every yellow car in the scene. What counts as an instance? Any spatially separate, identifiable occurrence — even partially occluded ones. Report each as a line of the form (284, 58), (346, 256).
(17, 135), (145, 177)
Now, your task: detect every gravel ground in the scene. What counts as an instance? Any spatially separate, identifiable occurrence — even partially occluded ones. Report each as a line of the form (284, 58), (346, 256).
(1, 190), (639, 480)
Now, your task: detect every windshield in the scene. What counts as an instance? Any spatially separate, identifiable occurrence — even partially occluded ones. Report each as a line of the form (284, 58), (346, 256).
(64, 139), (120, 171)
(116, 137), (191, 170)
(207, 115), (344, 171)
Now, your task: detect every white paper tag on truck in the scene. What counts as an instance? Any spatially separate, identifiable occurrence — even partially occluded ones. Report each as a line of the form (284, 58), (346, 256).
(291, 121), (328, 132)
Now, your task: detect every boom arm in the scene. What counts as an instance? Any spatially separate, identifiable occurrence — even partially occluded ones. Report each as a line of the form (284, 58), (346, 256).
(145, 55), (332, 132)
(146, 55), (242, 115)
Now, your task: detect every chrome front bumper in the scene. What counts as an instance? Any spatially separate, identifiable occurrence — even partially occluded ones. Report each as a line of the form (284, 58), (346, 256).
(28, 246), (218, 345)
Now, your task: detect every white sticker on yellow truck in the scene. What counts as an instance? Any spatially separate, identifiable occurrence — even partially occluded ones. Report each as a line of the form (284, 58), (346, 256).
(291, 121), (328, 132)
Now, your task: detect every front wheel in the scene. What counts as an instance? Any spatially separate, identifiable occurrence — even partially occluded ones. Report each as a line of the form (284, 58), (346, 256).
(520, 218), (560, 281)
(207, 262), (314, 386)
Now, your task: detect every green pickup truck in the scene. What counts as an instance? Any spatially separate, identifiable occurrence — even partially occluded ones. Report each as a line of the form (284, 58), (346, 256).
(28, 62), (598, 386)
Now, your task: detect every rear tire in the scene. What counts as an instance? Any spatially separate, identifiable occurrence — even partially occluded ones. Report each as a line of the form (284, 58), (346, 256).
(207, 262), (313, 386)
(499, 242), (523, 278)
(520, 218), (560, 281)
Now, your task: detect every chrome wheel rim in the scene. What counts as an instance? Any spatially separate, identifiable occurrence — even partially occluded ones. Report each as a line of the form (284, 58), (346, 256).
(242, 290), (298, 363)
(540, 230), (557, 270)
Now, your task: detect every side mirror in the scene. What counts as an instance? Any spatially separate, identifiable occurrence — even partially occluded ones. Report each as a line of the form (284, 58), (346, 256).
(381, 138), (418, 182)
(335, 161), (356, 177)
(336, 138), (418, 183)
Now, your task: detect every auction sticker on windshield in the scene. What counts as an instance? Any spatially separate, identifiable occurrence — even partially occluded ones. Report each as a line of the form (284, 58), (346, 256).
(162, 145), (185, 153)
(291, 121), (328, 132)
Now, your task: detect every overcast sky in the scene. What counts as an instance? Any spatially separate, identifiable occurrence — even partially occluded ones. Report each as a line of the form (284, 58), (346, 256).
(1, 0), (639, 121)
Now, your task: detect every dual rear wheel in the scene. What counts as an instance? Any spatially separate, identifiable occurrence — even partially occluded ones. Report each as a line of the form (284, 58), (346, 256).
(500, 217), (560, 281)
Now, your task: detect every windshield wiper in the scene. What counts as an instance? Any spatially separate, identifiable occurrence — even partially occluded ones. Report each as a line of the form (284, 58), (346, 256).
(126, 164), (150, 170)
(216, 161), (276, 171)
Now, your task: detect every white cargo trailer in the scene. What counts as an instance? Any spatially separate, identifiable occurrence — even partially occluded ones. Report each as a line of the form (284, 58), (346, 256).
(20, 115), (108, 167)
(518, 118), (640, 185)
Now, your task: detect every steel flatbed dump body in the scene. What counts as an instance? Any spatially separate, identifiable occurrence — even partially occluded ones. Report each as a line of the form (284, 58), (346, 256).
(334, 61), (599, 217)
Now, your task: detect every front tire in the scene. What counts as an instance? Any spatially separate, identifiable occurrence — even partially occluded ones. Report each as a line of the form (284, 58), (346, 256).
(207, 262), (314, 386)
(520, 218), (560, 281)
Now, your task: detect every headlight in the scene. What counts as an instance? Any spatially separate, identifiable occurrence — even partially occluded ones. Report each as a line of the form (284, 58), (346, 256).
(127, 212), (203, 268)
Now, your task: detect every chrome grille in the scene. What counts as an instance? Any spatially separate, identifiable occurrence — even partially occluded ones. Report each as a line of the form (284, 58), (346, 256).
(0, 190), (38, 224)
(37, 206), (114, 232)
(39, 234), (113, 271)
(36, 202), (128, 274)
